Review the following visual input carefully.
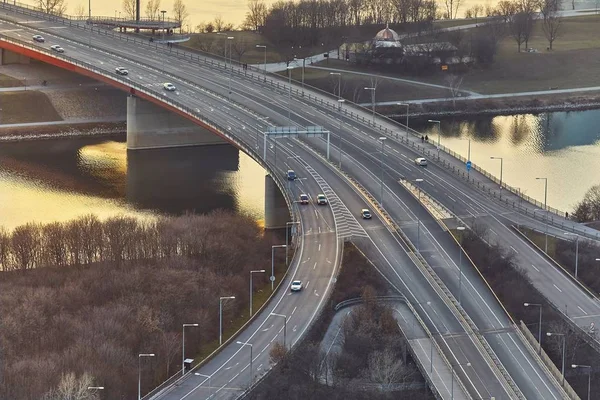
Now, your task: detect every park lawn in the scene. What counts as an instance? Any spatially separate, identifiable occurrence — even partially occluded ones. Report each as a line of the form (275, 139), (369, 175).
(284, 60), (450, 102)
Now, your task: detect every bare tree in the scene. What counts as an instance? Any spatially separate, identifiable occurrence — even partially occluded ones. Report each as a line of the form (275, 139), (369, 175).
(445, 74), (464, 108)
(365, 349), (408, 385)
(42, 372), (100, 400)
(172, 0), (189, 33)
(74, 4), (85, 19)
(145, 0), (160, 20)
(510, 12), (531, 52)
(37, 0), (67, 15)
(213, 14), (226, 32)
(542, 11), (561, 50)
(232, 38), (249, 62)
(122, 0), (136, 20)
(443, 0), (462, 19)
(244, 0), (268, 31)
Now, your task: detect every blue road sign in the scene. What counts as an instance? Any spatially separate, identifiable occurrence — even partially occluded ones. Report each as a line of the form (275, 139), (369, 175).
(466, 160), (472, 171)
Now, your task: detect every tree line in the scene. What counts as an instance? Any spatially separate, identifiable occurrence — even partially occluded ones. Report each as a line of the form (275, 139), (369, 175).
(0, 211), (282, 399)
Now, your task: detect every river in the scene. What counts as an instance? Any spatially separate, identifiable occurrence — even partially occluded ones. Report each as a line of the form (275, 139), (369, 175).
(0, 135), (265, 230)
(413, 109), (600, 213)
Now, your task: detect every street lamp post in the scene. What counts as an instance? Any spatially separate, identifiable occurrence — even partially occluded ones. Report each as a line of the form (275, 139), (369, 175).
(138, 353), (155, 400)
(194, 373), (212, 397)
(564, 233), (580, 278)
(524, 302), (543, 354)
(457, 226), (465, 305)
(450, 362), (471, 400)
(271, 245), (287, 291)
(397, 103), (409, 139)
(415, 178), (424, 252)
(237, 341), (254, 383)
(287, 66), (293, 124)
(330, 72), (342, 109)
(534, 208), (550, 253)
(271, 312), (288, 348)
(428, 120), (441, 159)
(286, 222), (300, 266)
(161, 10), (166, 43)
(364, 87), (376, 122)
(378, 137), (386, 207)
(227, 36), (234, 99)
(182, 323), (199, 376)
(490, 156), (503, 189)
(87, 386), (104, 390)
(572, 364), (592, 400)
(546, 332), (566, 385)
(256, 45), (267, 82)
(295, 56), (306, 94)
(536, 177), (549, 251)
(249, 270), (265, 316)
(338, 99), (345, 168)
(219, 296), (235, 345)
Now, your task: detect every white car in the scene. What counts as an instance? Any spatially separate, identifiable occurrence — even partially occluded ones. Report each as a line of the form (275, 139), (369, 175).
(163, 82), (176, 91)
(32, 35), (45, 43)
(50, 45), (64, 53)
(115, 67), (129, 76)
(415, 157), (428, 166)
(290, 280), (303, 292)
(316, 194), (328, 205)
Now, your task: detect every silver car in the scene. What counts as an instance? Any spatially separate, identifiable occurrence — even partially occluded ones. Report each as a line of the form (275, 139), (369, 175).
(50, 45), (64, 53)
(163, 82), (176, 91)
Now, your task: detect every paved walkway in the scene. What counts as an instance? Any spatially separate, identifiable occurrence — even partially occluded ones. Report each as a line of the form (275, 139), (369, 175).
(0, 116), (125, 129)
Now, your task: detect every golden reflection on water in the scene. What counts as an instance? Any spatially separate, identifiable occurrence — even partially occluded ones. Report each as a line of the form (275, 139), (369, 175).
(0, 139), (266, 231)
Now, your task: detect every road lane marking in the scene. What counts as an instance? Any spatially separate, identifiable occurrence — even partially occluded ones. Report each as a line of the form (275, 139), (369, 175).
(305, 281), (310, 289)
(392, 148), (399, 153)
(553, 284), (563, 293)
(318, 243), (321, 251)
(293, 325), (297, 332)
(447, 195), (456, 202)
(314, 290), (319, 297)
(510, 246), (518, 253)
(577, 306), (588, 315)
(291, 306), (297, 315)
(313, 262), (317, 269)
(531, 264), (540, 272)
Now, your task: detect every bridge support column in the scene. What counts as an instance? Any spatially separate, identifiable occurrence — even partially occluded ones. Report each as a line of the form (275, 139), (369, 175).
(127, 95), (225, 150)
(264, 174), (290, 229)
(0, 49), (30, 65)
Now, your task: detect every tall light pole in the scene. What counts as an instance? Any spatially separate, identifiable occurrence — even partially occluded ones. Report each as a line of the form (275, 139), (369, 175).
(88, 0), (92, 48)
(460, 138), (471, 178)
(138, 353), (155, 400)
(450, 362), (471, 400)
(428, 119), (441, 159)
(535, 207), (549, 253)
(397, 103), (409, 139)
(457, 226), (465, 305)
(546, 332), (566, 385)
(415, 178), (424, 252)
(194, 373), (212, 397)
(564, 233), (580, 278)
(524, 302), (543, 354)
(295, 56), (306, 94)
(271, 312), (287, 348)
(287, 66), (293, 124)
(286, 221), (300, 266)
(330, 72), (342, 109)
(161, 10), (166, 43)
(490, 156), (503, 189)
(364, 87), (376, 122)
(249, 269), (265, 316)
(182, 323), (199, 376)
(572, 364), (591, 400)
(256, 45), (267, 82)
(237, 341), (254, 383)
(536, 177), (549, 251)
(338, 99), (345, 168)
(378, 137), (386, 207)
(227, 36), (234, 100)
(271, 245), (287, 291)
(219, 296), (235, 345)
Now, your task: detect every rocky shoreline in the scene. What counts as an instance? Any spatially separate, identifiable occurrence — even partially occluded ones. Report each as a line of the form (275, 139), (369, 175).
(0, 121), (125, 141)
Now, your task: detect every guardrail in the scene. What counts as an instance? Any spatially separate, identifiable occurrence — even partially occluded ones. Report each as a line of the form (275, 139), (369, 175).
(333, 295), (406, 311)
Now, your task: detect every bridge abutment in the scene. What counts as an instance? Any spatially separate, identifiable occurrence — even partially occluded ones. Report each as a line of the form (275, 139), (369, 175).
(264, 174), (290, 229)
(0, 49), (30, 65)
(126, 95), (225, 150)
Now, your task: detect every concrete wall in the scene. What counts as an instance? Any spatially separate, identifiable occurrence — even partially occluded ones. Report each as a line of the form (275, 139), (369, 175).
(126, 95), (225, 150)
(264, 174), (290, 229)
(0, 49), (30, 65)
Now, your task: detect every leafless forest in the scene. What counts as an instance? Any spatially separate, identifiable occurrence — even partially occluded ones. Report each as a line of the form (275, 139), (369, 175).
(0, 211), (281, 399)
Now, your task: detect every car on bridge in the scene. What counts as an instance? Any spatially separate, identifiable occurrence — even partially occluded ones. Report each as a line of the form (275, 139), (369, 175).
(290, 280), (303, 292)
(286, 169), (296, 180)
(115, 67), (128, 76)
(361, 209), (372, 219)
(299, 194), (309, 204)
(50, 45), (64, 53)
(32, 35), (44, 43)
(163, 82), (176, 91)
(317, 194), (328, 205)
(415, 157), (428, 166)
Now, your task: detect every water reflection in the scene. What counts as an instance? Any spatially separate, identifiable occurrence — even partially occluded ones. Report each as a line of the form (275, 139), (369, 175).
(0, 135), (265, 230)
(411, 110), (600, 211)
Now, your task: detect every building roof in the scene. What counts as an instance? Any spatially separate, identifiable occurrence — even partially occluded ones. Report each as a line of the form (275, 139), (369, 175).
(374, 23), (400, 42)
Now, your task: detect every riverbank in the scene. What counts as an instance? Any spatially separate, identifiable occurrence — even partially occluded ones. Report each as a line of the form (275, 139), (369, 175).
(0, 120), (125, 141)
(384, 92), (600, 118)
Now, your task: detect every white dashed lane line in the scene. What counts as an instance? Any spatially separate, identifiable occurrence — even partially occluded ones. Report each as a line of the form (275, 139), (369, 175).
(553, 284), (563, 293)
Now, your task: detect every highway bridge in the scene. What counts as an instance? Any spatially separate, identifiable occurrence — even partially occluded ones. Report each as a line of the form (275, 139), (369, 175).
(0, 3), (597, 399)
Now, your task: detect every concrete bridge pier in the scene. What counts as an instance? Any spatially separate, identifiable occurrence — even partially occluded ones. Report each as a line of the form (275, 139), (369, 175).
(127, 95), (225, 150)
(264, 174), (290, 229)
(0, 49), (30, 65)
